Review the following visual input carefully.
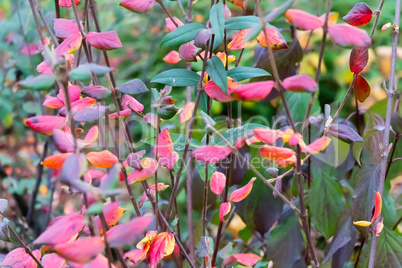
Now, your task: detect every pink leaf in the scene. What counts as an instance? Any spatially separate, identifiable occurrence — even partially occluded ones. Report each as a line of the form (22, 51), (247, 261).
(86, 31), (123, 51)
(43, 95), (64, 109)
(282, 74), (318, 92)
(122, 94), (144, 112)
(144, 113), (158, 128)
(163, 51), (181, 64)
(1, 248), (26, 266)
(21, 44), (39, 55)
(154, 128), (174, 157)
(106, 215), (154, 248)
(57, 84), (81, 104)
(120, 0), (156, 13)
(158, 151), (179, 171)
(285, 9), (323, 30)
(25, 116), (66, 136)
(179, 41), (199, 62)
(210, 171), (226, 195)
(230, 177), (256, 202)
(109, 108), (132, 119)
(59, 0), (81, 8)
(127, 158), (158, 184)
(259, 145), (296, 160)
(233, 253), (260, 267)
(34, 214), (85, 244)
(55, 33), (83, 56)
(219, 202), (231, 222)
(53, 19), (83, 39)
(84, 126), (99, 144)
(18, 250), (41, 268)
(165, 17), (184, 32)
(148, 232), (175, 268)
(253, 127), (280, 143)
(192, 146), (232, 163)
(92, 202), (126, 234)
(328, 24), (371, 47)
(204, 80), (235, 103)
(343, 2), (373, 26)
(42, 253), (67, 268)
(55, 237), (104, 263)
(231, 81), (275, 102)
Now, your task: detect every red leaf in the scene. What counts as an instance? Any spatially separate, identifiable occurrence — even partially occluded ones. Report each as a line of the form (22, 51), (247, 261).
(285, 9), (323, 30)
(256, 26), (288, 50)
(120, 0), (156, 13)
(328, 24), (371, 47)
(231, 81), (275, 102)
(42, 153), (73, 169)
(350, 47), (369, 73)
(282, 74), (318, 92)
(204, 80), (237, 103)
(372, 192), (382, 222)
(106, 216), (154, 248)
(148, 232), (175, 268)
(127, 158), (158, 184)
(302, 136), (331, 154)
(59, 0), (81, 8)
(219, 202), (231, 222)
(210, 171), (226, 195)
(259, 145), (296, 160)
(192, 146), (232, 163)
(54, 237), (104, 263)
(230, 177), (256, 202)
(122, 94), (144, 112)
(227, 0), (246, 9)
(53, 19), (83, 39)
(25, 116), (66, 136)
(86, 150), (119, 168)
(154, 128), (174, 157)
(343, 2), (373, 26)
(86, 31), (123, 51)
(233, 253), (260, 267)
(34, 214), (85, 244)
(253, 127), (280, 143)
(180, 102), (195, 123)
(228, 29), (254, 50)
(353, 75), (371, 102)
(163, 51), (181, 64)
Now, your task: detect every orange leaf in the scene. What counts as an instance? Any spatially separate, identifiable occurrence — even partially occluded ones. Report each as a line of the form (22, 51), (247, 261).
(25, 116), (66, 136)
(353, 75), (371, 102)
(210, 171), (226, 195)
(180, 102), (195, 123)
(34, 214), (85, 244)
(231, 81), (275, 102)
(219, 202), (231, 222)
(256, 26), (288, 50)
(42, 153), (73, 169)
(353, 220), (372, 227)
(127, 158), (158, 184)
(285, 9), (323, 30)
(86, 150), (119, 168)
(233, 253), (260, 267)
(228, 29), (254, 50)
(93, 202), (126, 234)
(227, 0), (246, 9)
(372, 192), (382, 222)
(192, 146), (232, 163)
(148, 232), (175, 268)
(230, 177), (256, 202)
(106, 215), (154, 248)
(55, 237), (104, 263)
(259, 145), (296, 160)
(163, 51), (181, 64)
(275, 155), (298, 167)
(302, 136), (331, 154)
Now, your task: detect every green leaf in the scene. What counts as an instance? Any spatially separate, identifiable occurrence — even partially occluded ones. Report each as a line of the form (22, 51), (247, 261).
(227, 67), (270, 81)
(359, 227), (402, 268)
(151, 69), (200, 87)
(352, 141), (363, 165)
(264, 0), (294, 22)
(243, 20), (263, 43)
(158, 104), (179, 120)
(206, 56), (227, 93)
(161, 23), (206, 47)
(206, 123), (266, 146)
(116, 79), (149, 94)
(69, 64), (113, 81)
(201, 110), (216, 126)
(87, 202), (104, 214)
(225, 16), (261, 30)
(19, 75), (57, 90)
(309, 172), (346, 238)
(209, 2), (225, 48)
(281, 91), (320, 123)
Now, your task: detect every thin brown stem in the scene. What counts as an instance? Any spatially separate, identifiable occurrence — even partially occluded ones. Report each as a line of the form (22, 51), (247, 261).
(9, 226), (44, 268)
(99, 212), (114, 268)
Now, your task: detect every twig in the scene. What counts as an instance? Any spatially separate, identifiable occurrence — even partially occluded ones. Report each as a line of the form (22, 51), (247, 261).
(368, 0), (400, 266)
(99, 212), (114, 268)
(9, 226), (44, 268)
(385, 133), (399, 180)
